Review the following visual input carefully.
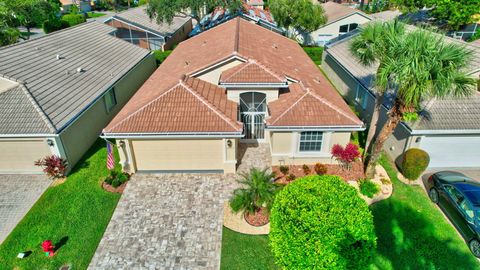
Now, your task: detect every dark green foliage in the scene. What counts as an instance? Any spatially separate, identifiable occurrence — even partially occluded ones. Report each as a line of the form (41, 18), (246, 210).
(359, 178), (380, 198)
(61, 14), (86, 27)
(279, 165), (289, 175)
(401, 148), (430, 180)
(230, 168), (279, 214)
(153, 50), (172, 66)
(104, 170), (129, 187)
(269, 0), (326, 32)
(270, 175), (376, 269)
(303, 46), (323, 65)
(42, 18), (69, 34)
(286, 173), (296, 181)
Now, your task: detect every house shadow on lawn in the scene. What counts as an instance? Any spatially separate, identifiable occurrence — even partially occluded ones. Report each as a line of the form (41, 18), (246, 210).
(68, 140), (105, 175)
(370, 197), (479, 269)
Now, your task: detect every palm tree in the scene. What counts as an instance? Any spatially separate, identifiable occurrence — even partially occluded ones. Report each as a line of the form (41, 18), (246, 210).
(229, 168), (279, 215)
(350, 21), (476, 178)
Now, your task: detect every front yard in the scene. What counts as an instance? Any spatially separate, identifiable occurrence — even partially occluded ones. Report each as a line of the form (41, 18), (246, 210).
(221, 154), (480, 269)
(0, 140), (121, 270)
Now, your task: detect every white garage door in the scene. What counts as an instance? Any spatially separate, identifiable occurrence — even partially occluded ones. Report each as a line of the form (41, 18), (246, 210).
(131, 139), (225, 172)
(0, 139), (52, 173)
(420, 136), (480, 168)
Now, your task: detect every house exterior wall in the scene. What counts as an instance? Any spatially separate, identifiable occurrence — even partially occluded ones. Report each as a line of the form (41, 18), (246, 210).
(269, 131), (351, 165)
(120, 138), (237, 173)
(0, 138), (53, 174)
(196, 59), (244, 85)
(309, 14), (371, 45)
(59, 54), (156, 170)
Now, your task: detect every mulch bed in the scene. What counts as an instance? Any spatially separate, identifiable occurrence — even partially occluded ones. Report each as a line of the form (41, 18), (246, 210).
(244, 208), (270, 227)
(101, 181), (127, 194)
(272, 161), (365, 185)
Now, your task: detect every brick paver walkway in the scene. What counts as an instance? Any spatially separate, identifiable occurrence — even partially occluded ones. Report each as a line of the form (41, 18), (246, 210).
(0, 174), (51, 244)
(89, 173), (239, 270)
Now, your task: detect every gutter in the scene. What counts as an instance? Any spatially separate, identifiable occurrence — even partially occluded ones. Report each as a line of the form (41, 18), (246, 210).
(0, 133), (58, 138)
(407, 128), (480, 136)
(101, 132), (244, 139)
(219, 82), (289, 88)
(266, 125), (365, 131)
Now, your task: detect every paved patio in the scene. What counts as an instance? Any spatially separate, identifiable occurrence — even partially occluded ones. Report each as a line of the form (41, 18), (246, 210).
(236, 143), (272, 173)
(88, 173), (239, 270)
(0, 174), (51, 244)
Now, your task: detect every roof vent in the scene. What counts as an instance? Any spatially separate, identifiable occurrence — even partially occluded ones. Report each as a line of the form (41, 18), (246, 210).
(202, 40), (207, 46)
(272, 44), (278, 49)
(56, 54), (63, 60)
(76, 67), (84, 73)
(184, 61), (190, 66)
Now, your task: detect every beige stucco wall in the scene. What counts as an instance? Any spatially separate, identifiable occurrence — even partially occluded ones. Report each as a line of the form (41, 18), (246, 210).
(269, 131), (351, 165)
(226, 88), (279, 107)
(309, 13), (371, 44)
(125, 138), (237, 173)
(59, 54), (156, 170)
(0, 138), (53, 173)
(196, 59), (244, 85)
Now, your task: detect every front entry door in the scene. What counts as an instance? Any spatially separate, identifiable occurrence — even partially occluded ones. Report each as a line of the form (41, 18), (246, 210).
(240, 92), (266, 141)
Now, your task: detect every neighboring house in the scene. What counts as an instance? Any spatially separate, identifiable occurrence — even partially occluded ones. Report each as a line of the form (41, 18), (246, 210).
(305, 2), (371, 46)
(103, 18), (364, 174)
(246, 0), (264, 9)
(60, 0), (91, 13)
(0, 22), (156, 174)
(322, 26), (480, 169)
(104, 7), (193, 51)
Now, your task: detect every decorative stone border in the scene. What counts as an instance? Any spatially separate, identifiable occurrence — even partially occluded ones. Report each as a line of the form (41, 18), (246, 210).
(348, 165), (393, 205)
(223, 203), (270, 235)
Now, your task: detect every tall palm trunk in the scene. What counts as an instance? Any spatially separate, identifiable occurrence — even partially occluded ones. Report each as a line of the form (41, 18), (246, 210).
(364, 93), (384, 160)
(365, 100), (403, 178)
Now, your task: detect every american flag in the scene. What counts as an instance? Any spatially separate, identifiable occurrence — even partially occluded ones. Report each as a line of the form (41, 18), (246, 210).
(106, 141), (115, 170)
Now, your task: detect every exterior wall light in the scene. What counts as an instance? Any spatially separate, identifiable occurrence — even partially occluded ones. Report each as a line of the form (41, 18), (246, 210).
(227, 139), (232, 148)
(46, 139), (54, 146)
(415, 137), (422, 143)
(119, 140), (125, 147)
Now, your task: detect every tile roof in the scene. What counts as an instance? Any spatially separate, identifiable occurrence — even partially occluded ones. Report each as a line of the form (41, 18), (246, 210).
(0, 22), (150, 134)
(105, 18), (362, 134)
(320, 2), (369, 24)
(326, 24), (480, 131)
(219, 60), (287, 84)
(105, 77), (242, 134)
(112, 7), (191, 37)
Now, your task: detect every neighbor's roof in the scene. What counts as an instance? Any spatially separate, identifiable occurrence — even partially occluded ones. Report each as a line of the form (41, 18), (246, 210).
(105, 18), (362, 134)
(320, 2), (369, 24)
(326, 24), (480, 132)
(0, 22), (150, 135)
(246, 0), (264, 6)
(370, 10), (402, 22)
(111, 7), (191, 37)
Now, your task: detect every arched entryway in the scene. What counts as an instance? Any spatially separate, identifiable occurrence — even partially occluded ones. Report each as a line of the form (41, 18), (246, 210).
(239, 92), (266, 141)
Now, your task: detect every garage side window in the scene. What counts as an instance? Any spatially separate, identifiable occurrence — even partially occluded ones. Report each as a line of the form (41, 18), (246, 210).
(104, 88), (117, 113)
(299, 131), (323, 152)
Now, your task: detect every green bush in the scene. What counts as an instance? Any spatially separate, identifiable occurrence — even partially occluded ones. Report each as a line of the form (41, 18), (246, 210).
(43, 19), (69, 34)
(270, 175), (376, 269)
(359, 178), (380, 198)
(104, 170), (129, 187)
(402, 148), (430, 180)
(303, 46), (323, 65)
(279, 165), (289, 175)
(153, 50), (172, 66)
(61, 14), (86, 27)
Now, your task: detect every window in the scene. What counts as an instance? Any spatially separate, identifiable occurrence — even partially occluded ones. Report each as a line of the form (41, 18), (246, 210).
(104, 88), (117, 113)
(460, 200), (475, 221)
(355, 85), (368, 110)
(445, 185), (464, 205)
(339, 23), (359, 34)
(299, 131), (323, 152)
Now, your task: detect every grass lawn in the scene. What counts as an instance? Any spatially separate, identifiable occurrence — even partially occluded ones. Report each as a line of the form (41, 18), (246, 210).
(303, 46), (323, 65)
(0, 140), (121, 270)
(220, 227), (277, 270)
(87, 12), (106, 18)
(220, 154), (480, 269)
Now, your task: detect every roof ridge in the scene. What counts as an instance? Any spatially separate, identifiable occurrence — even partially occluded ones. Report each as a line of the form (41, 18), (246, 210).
(307, 89), (362, 125)
(269, 90), (310, 125)
(105, 82), (182, 132)
(18, 84), (57, 133)
(180, 80), (242, 131)
(234, 17), (240, 53)
(249, 59), (287, 82)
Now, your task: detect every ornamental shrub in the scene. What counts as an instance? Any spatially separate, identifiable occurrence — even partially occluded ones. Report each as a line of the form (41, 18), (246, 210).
(314, 162), (327, 175)
(34, 155), (68, 178)
(104, 170), (129, 187)
(43, 19), (69, 34)
(331, 143), (361, 169)
(279, 165), (289, 175)
(402, 148), (430, 180)
(302, 164), (311, 175)
(270, 175), (376, 269)
(61, 14), (86, 27)
(359, 179), (380, 198)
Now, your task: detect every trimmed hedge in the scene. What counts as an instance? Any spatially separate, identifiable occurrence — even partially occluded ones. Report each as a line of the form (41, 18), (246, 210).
(303, 46), (323, 65)
(62, 14), (86, 27)
(43, 19), (69, 34)
(402, 148), (430, 180)
(270, 175), (376, 269)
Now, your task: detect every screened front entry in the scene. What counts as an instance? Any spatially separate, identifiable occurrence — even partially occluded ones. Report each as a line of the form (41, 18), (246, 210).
(239, 92), (266, 140)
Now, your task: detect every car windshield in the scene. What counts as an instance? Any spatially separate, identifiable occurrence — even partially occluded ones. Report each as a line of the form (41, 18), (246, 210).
(460, 200), (475, 220)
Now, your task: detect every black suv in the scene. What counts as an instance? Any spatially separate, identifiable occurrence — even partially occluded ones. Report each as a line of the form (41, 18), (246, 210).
(427, 171), (480, 257)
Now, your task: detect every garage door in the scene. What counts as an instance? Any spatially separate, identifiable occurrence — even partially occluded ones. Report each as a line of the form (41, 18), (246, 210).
(420, 136), (480, 168)
(131, 139), (224, 172)
(0, 140), (52, 173)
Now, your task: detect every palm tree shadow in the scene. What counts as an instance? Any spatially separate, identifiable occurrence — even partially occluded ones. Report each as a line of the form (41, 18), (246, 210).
(371, 198), (478, 269)
(54, 236), (69, 252)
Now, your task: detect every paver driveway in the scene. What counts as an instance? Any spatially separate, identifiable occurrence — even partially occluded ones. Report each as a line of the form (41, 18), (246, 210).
(0, 174), (51, 244)
(89, 173), (239, 270)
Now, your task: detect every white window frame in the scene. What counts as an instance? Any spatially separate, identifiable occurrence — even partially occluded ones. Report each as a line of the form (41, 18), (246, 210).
(355, 84), (368, 110)
(104, 88), (117, 113)
(339, 23), (359, 34)
(298, 131), (324, 153)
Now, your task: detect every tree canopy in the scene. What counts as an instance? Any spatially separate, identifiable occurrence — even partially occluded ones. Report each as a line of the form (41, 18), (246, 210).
(146, 0), (243, 25)
(269, 0), (326, 33)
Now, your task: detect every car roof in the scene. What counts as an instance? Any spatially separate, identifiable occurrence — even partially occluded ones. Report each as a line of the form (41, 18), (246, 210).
(435, 171), (471, 182)
(453, 182), (480, 207)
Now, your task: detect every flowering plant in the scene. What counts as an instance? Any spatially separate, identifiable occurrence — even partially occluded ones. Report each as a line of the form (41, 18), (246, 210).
(331, 143), (361, 170)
